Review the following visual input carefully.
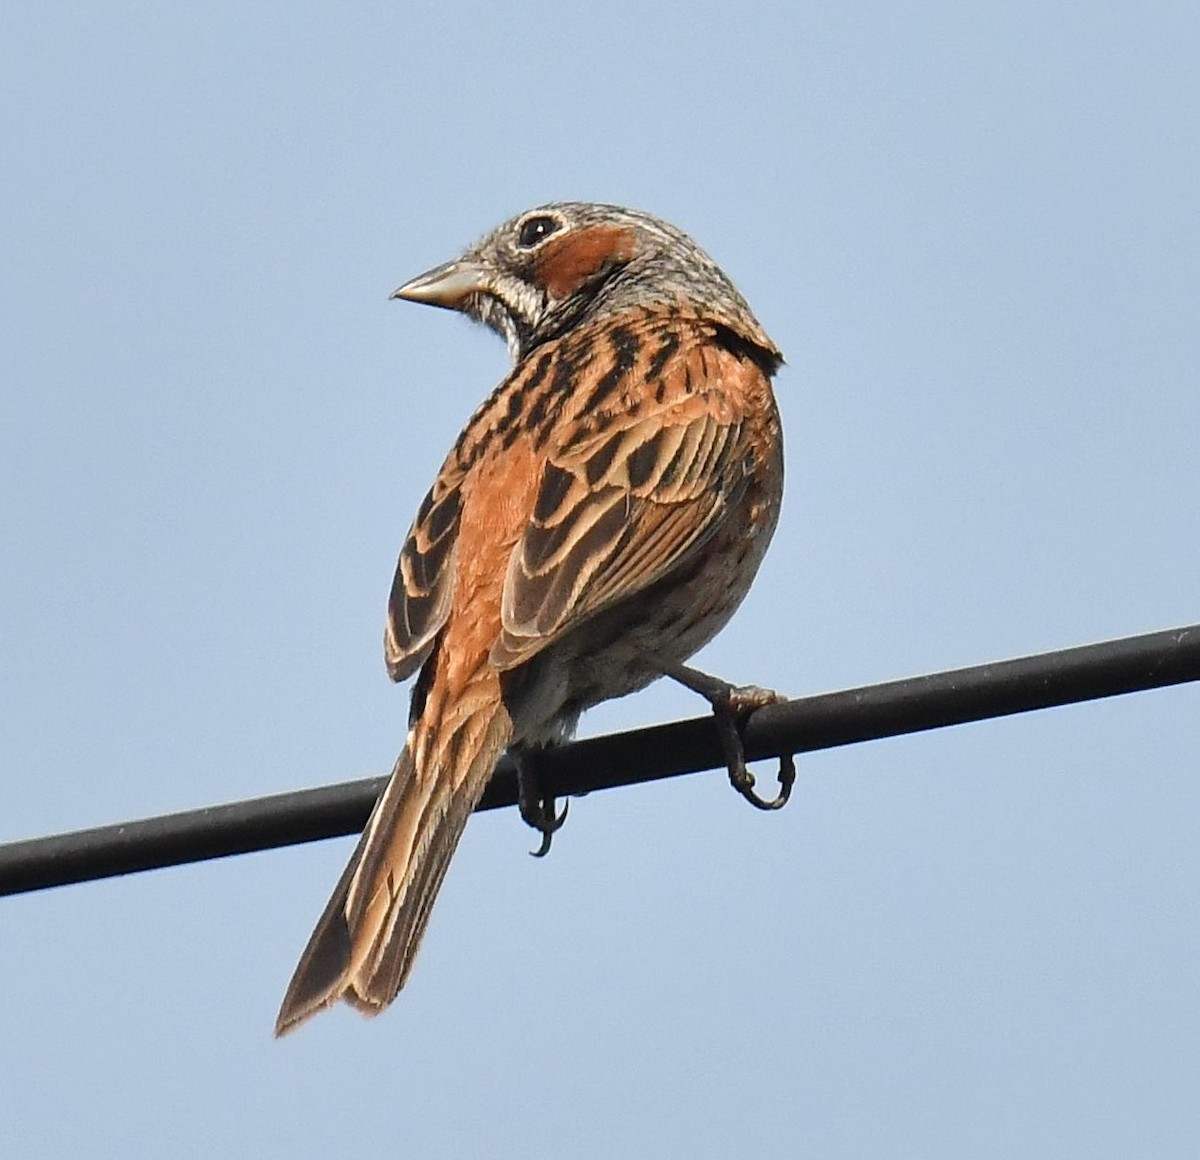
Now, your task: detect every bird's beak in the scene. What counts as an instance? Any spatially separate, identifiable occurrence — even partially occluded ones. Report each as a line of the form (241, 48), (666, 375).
(390, 259), (489, 309)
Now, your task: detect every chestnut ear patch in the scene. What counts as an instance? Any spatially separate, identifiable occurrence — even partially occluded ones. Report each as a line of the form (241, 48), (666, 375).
(533, 225), (637, 300)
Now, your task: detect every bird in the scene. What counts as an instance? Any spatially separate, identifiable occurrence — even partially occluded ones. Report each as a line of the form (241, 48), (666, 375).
(275, 201), (789, 1035)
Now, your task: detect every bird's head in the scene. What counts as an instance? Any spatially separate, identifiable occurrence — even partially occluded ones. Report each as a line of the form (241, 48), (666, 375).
(392, 202), (779, 366)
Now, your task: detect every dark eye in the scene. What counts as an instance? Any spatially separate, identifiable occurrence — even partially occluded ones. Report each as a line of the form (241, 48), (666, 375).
(516, 214), (561, 249)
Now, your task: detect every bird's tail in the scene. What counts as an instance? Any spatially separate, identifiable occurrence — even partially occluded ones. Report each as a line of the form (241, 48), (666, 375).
(275, 663), (512, 1036)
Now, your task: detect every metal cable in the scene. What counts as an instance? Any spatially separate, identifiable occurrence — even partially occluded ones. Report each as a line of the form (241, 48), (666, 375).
(1, 623), (1196, 897)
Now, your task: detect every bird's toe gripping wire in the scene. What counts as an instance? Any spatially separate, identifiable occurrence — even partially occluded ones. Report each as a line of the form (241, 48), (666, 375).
(514, 749), (569, 857)
(660, 662), (797, 811)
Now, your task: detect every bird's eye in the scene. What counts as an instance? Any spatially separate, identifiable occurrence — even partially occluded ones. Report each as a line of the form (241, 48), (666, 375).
(516, 215), (562, 249)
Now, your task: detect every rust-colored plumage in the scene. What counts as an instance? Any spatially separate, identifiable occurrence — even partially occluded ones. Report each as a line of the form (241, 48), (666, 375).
(276, 202), (784, 1034)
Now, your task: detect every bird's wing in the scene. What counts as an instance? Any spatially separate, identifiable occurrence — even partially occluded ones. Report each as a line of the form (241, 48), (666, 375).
(384, 458), (465, 682)
(492, 337), (763, 670)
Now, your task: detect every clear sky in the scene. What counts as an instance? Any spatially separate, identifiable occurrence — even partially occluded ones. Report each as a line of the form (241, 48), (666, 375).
(2, 3), (1198, 1157)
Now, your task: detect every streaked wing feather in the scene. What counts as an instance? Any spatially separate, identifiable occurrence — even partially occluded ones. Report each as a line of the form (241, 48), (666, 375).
(494, 403), (747, 670)
(385, 469), (464, 681)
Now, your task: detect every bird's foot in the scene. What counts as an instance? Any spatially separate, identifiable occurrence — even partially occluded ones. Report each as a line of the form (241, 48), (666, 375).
(660, 662), (797, 811)
(514, 749), (569, 857)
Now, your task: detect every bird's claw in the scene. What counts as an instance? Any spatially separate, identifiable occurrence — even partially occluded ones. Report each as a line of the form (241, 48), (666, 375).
(515, 751), (569, 857)
(727, 748), (796, 811)
(525, 797), (568, 858)
(709, 685), (796, 811)
(657, 662), (797, 813)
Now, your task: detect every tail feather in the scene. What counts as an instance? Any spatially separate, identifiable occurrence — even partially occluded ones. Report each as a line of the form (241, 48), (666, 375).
(275, 674), (511, 1036)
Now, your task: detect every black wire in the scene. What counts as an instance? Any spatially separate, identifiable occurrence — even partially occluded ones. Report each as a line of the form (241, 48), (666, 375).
(1, 623), (1197, 897)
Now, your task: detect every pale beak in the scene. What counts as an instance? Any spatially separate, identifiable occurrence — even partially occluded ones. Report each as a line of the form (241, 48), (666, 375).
(390, 259), (489, 309)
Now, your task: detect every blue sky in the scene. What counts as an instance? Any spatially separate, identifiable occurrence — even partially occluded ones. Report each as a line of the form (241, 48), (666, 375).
(2, 3), (1198, 1156)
